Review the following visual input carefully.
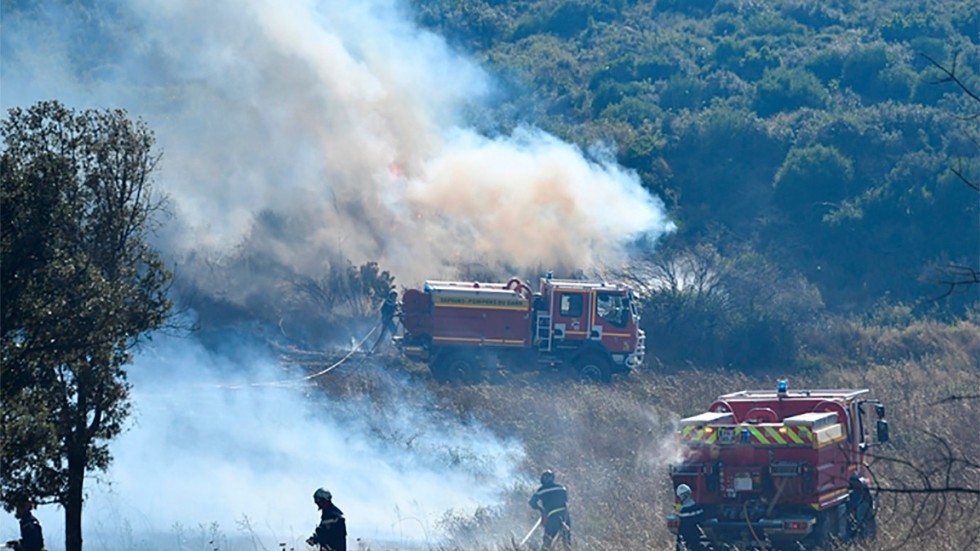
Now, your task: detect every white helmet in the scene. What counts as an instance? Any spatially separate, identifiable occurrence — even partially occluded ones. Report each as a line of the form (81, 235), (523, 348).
(313, 488), (332, 502)
(676, 484), (692, 499)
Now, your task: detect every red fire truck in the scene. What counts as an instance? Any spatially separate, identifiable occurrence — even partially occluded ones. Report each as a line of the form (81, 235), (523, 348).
(394, 274), (645, 382)
(667, 381), (889, 550)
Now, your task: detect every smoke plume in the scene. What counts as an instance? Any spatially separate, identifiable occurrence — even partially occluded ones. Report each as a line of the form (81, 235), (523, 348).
(2, 0), (673, 286)
(1, 332), (526, 549)
(2, 0), (675, 548)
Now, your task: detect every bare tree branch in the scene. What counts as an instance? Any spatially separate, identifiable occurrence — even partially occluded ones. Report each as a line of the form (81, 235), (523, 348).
(922, 53), (980, 106)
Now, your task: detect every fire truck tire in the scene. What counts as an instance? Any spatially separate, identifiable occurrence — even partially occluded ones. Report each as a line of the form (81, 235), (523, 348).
(431, 352), (480, 384)
(573, 353), (612, 383)
(803, 507), (843, 550)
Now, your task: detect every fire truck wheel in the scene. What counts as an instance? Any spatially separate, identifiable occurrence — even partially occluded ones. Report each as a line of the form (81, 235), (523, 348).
(432, 352), (480, 384)
(573, 353), (612, 383)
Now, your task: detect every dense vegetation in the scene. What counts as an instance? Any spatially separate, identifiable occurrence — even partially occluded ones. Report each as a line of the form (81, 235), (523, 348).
(410, 0), (978, 317)
(3, 1), (977, 549)
(248, 0), (980, 372)
(353, 1), (978, 549)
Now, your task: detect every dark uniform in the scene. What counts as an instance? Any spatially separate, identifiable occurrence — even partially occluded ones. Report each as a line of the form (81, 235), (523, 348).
(528, 471), (571, 550)
(5, 505), (44, 551)
(676, 497), (705, 551)
(369, 290), (399, 353)
(847, 475), (877, 539)
(308, 502), (346, 551)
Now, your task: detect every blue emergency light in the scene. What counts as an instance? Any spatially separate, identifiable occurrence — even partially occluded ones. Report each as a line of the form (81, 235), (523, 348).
(777, 379), (788, 396)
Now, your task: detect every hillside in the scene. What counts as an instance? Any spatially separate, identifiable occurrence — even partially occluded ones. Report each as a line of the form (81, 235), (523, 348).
(2, 1), (978, 550)
(340, 315), (979, 550)
(410, 0), (979, 318)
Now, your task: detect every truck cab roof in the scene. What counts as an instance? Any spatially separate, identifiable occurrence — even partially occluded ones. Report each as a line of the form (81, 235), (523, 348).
(718, 388), (870, 402)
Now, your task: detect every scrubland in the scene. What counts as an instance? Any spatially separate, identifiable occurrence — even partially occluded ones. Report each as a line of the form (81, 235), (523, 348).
(318, 317), (979, 550)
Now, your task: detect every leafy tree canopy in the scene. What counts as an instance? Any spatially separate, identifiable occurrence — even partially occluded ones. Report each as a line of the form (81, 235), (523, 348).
(1, 100), (173, 551)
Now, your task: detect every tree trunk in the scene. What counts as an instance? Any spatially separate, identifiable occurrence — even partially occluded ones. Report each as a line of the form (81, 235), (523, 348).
(65, 441), (85, 551)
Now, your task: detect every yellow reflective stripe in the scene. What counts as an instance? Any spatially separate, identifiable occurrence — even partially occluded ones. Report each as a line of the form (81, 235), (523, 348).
(682, 425), (819, 446)
(681, 426), (704, 442)
(432, 336), (527, 345)
(815, 433), (847, 449)
(817, 488), (848, 506)
(797, 426), (812, 442)
(547, 507), (566, 517)
(784, 427), (805, 445)
(764, 426), (787, 444)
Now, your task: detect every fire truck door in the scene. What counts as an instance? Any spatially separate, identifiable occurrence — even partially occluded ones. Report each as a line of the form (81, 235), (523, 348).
(592, 291), (633, 347)
(552, 289), (590, 341)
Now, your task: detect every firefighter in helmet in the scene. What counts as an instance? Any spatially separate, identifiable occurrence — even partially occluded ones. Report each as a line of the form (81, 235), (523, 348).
(528, 469), (571, 550)
(675, 484), (707, 551)
(847, 475), (877, 539)
(369, 288), (400, 354)
(306, 488), (347, 551)
(4, 497), (44, 551)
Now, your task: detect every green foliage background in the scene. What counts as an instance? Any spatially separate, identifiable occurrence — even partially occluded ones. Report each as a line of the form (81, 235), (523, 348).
(411, 0), (979, 321)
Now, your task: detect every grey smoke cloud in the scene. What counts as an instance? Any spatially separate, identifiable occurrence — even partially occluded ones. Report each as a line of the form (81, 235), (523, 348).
(2, 0), (673, 285)
(2, 0), (673, 547)
(0, 332), (525, 549)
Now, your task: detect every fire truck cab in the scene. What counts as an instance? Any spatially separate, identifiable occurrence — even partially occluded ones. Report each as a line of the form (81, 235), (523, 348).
(667, 381), (889, 550)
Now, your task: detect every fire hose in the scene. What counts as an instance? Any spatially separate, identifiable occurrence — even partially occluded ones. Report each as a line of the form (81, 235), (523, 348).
(217, 322), (379, 389)
(519, 517), (542, 546)
(744, 501), (768, 549)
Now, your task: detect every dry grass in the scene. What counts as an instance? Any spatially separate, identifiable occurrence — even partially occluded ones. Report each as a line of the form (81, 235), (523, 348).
(314, 318), (979, 550)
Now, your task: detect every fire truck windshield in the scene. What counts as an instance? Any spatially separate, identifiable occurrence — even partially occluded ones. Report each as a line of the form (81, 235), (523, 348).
(597, 293), (629, 327)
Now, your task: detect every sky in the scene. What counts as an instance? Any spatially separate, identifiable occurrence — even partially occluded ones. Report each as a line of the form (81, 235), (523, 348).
(2, 0), (676, 548)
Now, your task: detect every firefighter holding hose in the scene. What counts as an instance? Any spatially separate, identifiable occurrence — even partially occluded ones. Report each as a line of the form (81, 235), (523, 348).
(369, 288), (400, 354)
(675, 484), (708, 551)
(528, 469), (572, 550)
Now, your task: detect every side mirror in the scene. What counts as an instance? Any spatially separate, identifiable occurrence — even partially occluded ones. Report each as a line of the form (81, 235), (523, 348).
(876, 419), (889, 443)
(875, 403), (886, 418)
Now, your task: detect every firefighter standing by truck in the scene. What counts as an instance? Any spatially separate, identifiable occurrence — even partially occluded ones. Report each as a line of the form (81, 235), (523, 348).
(675, 484), (707, 551)
(528, 469), (572, 550)
(369, 289), (399, 354)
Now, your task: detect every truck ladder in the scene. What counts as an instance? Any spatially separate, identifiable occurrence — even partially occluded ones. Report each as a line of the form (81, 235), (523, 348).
(536, 312), (553, 352)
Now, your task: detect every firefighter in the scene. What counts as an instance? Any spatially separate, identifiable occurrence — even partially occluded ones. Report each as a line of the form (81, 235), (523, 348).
(528, 469), (571, 550)
(675, 484), (707, 551)
(847, 475), (877, 539)
(369, 289), (399, 354)
(4, 497), (44, 551)
(306, 488), (347, 551)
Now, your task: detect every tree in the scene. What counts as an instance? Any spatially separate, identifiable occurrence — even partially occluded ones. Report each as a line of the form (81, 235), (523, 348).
(920, 52), (980, 298)
(1, 101), (173, 551)
(772, 143), (854, 215)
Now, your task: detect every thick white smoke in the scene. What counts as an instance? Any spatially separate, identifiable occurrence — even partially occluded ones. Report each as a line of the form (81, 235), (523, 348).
(1, 0), (673, 285)
(2, 1), (674, 548)
(1, 332), (525, 550)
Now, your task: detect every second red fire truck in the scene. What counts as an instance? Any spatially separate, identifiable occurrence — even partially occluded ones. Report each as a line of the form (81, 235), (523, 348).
(667, 380), (889, 550)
